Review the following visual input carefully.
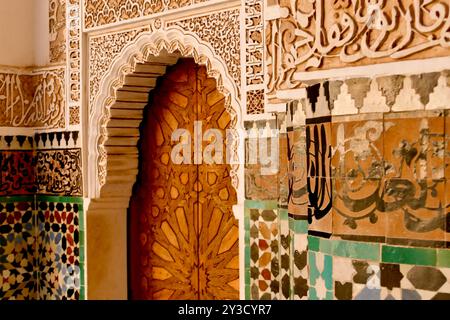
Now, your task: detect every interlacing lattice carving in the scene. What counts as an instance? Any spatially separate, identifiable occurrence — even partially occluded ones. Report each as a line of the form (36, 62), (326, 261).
(89, 26), (151, 114)
(245, 0), (264, 86)
(168, 9), (241, 90)
(84, 0), (211, 29)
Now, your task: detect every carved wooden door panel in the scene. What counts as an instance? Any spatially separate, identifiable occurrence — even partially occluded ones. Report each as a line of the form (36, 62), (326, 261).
(129, 59), (239, 300)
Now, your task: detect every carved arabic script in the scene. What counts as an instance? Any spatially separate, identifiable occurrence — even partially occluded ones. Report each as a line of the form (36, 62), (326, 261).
(0, 69), (66, 128)
(266, 0), (450, 96)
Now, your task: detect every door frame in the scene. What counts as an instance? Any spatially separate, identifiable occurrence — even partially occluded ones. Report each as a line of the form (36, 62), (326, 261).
(84, 29), (245, 300)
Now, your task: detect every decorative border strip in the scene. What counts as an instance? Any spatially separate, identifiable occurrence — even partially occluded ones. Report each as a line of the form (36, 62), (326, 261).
(308, 236), (450, 268)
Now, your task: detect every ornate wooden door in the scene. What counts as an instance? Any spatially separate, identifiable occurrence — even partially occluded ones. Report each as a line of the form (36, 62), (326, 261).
(129, 59), (239, 300)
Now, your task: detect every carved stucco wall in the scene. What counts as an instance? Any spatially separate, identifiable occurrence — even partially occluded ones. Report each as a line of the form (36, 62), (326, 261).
(0, 0), (84, 301)
(46, 0), (450, 301)
(265, 0), (450, 101)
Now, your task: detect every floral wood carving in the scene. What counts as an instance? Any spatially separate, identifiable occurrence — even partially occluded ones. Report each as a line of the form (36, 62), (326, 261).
(84, 0), (210, 29)
(0, 68), (66, 129)
(49, 0), (66, 64)
(266, 0), (450, 97)
(168, 9), (241, 89)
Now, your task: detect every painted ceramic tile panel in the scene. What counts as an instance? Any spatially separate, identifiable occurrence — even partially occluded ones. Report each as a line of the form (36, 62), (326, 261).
(278, 134), (289, 207)
(36, 149), (83, 196)
(0, 151), (36, 196)
(0, 197), (36, 300)
(445, 111), (450, 244)
(287, 128), (308, 217)
(245, 138), (279, 201)
(331, 115), (387, 240)
(383, 111), (447, 246)
(306, 119), (333, 235)
(37, 197), (83, 300)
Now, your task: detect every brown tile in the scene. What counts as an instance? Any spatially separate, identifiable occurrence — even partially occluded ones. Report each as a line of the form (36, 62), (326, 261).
(445, 179), (450, 244)
(245, 138), (279, 200)
(288, 128), (308, 216)
(306, 121), (332, 179)
(384, 111), (445, 181)
(306, 120), (333, 234)
(385, 178), (446, 244)
(309, 210), (332, 235)
(331, 115), (384, 179)
(445, 110), (450, 180)
(445, 111), (450, 243)
(278, 133), (289, 206)
(332, 178), (386, 239)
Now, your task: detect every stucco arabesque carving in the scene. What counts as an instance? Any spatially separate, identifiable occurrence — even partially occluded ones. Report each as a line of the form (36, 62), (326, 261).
(84, 0), (211, 29)
(89, 28), (243, 199)
(89, 26), (152, 115)
(266, 0), (450, 98)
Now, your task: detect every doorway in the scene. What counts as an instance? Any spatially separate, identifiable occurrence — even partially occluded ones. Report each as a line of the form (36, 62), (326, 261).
(128, 58), (239, 300)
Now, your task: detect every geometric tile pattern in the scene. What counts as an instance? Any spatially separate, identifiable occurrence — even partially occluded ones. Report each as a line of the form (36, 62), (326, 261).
(249, 207), (280, 300)
(279, 210), (290, 299)
(0, 197), (36, 300)
(308, 251), (333, 300)
(37, 196), (84, 300)
(0, 195), (84, 300)
(380, 264), (450, 300)
(290, 218), (308, 300)
(247, 208), (450, 300)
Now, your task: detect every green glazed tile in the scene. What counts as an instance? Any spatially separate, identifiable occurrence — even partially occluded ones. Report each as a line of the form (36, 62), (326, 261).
(37, 195), (84, 204)
(80, 264), (85, 286)
(0, 195), (34, 203)
(244, 215), (250, 230)
(245, 286), (251, 300)
(80, 286), (85, 300)
(320, 238), (333, 255)
(382, 245), (436, 266)
(245, 200), (278, 210)
(279, 209), (288, 221)
(333, 239), (380, 261)
(308, 236), (320, 252)
(79, 230), (85, 247)
(294, 220), (308, 234)
(437, 249), (450, 268)
(245, 246), (250, 267)
(323, 255), (333, 290)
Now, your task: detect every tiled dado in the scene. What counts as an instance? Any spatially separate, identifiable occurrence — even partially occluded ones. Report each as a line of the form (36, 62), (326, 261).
(245, 200), (280, 300)
(0, 196), (36, 300)
(0, 195), (84, 300)
(37, 196), (85, 300)
(330, 110), (450, 248)
(309, 236), (450, 300)
(245, 200), (310, 300)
